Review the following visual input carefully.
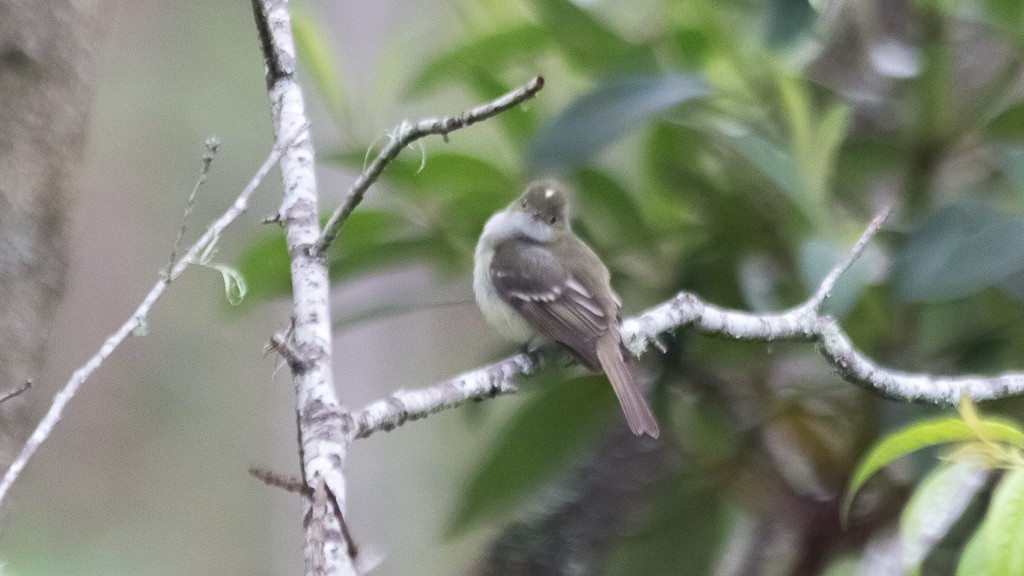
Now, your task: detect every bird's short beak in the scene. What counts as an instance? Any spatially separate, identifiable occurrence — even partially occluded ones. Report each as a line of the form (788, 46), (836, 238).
(526, 208), (546, 221)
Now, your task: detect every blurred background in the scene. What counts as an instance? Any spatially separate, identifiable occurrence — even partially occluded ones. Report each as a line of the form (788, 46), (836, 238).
(5, 0), (1024, 574)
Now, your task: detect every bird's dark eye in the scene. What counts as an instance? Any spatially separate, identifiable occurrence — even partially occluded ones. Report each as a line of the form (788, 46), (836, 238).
(549, 216), (557, 224)
(521, 200), (527, 209)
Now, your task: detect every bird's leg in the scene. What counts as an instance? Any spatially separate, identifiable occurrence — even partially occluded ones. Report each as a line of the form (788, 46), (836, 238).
(519, 339), (535, 356)
(517, 339), (551, 375)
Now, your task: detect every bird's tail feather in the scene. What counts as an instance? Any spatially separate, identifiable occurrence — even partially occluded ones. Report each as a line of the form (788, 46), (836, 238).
(596, 336), (659, 439)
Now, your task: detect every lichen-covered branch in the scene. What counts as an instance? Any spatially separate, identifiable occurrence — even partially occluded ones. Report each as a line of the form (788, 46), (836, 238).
(348, 353), (537, 440)
(349, 207), (1024, 438)
(251, 1), (353, 575)
(252, 2), (547, 570)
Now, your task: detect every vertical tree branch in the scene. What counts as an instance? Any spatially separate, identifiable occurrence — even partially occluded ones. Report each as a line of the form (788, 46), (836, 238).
(251, 2), (354, 575)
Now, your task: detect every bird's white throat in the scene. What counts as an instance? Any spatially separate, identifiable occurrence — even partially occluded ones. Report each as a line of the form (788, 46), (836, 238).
(473, 210), (546, 342)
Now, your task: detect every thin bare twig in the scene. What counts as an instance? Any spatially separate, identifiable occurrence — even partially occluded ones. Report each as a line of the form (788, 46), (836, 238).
(314, 75), (545, 256)
(166, 137), (221, 273)
(0, 128), (304, 508)
(268, 330), (308, 372)
(804, 206), (892, 312)
(0, 381), (31, 405)
(250, 466), (309, 494)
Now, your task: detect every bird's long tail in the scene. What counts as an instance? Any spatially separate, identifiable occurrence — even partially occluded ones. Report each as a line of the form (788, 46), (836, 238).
(596, 335), (659, 438)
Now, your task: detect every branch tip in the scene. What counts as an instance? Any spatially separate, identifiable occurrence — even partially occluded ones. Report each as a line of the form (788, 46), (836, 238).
(807, 206), (892, 311)
(0, 381), (31, 405)
(314, 75), (545, 256)
(249, 466), (309, 494)
(267, 332), (311, 372)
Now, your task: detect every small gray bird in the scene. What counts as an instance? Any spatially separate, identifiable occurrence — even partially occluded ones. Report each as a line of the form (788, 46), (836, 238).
(473, 181), (659, 438)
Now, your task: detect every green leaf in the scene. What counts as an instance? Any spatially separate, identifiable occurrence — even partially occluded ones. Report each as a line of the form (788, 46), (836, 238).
(843, 417), (1024, 523)
(729, 131), (806, 215)
(901, 461), (990, 573)
(665, 26), (713, 69)
(408, 152), (516, 200)
(324, 150), (516, 249)
(956, 468), (1024, 576)
(987, 101), (1024, 142)
(605, 481), (725, 576)
(991, 143), (1024, 201)
(445, 375), (619, 537)
(209, 264), (247, 306)
(809, 102), (852, 200)
(329, 234), (448, 281)
(998, 267), (1024, 303)
(822, 555), (859, 576)
(957, 520), (988, 576)
(893, 201), (1024, 302)
(982, 467), (1024, 575)
(573, 169), (655, 251)
(528, 0), (657, 75)
(764, 0), (816, 47)
(404, 26), (545, 140)
(326, 211), (449, 281)
(833, 136), (902, 195)
(325, 148), (424, 190)
(235, 209), (443, 305)
(644, 122), (719, 224)
(292, 8), (347, 126)
(464, 71), (540, 141)
(983, 0), (1024, 44)
(406, 24), (549, 98)
(235, 231), (291, 303)
(333, 299), (471, 333)
(326, 150), (516, 200)
(775, 77), (850, 215)
(527, 74), (709, 173)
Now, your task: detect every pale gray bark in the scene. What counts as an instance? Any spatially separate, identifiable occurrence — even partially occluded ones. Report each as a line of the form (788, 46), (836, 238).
(0, 0), (106, 480)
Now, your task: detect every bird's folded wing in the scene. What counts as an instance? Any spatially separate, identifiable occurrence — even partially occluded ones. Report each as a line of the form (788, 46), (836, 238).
(489, 240), (608, 369)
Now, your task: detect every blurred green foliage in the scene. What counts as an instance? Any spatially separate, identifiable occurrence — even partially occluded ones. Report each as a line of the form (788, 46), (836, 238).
(237, 0), (1024, 572)
(445, 374), (620, 537)
(843, 402), (1024, 575)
